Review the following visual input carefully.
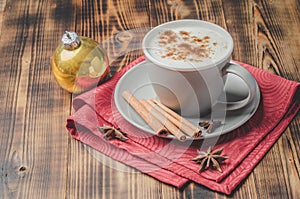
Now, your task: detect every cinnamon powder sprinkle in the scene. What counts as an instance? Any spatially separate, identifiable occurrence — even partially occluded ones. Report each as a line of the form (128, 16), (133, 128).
(179, 30), (190, 36)
(193, 38), (203, 43)
(159, 41), (167, 45)
(157, 30), (214, 62)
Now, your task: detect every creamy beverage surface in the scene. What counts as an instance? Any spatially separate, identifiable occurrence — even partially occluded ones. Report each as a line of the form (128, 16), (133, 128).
(145, 27), (231, 70)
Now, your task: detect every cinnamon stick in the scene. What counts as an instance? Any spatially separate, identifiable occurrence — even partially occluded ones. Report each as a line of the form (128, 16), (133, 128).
(140, 99), (186, 141)
(150, 99), (201, 138)
(122, 91), (168, 137)
(147, 99), (201, 138)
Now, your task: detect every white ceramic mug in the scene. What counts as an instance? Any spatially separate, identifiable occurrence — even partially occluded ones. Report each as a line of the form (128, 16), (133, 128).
(142, 20), (257, 117)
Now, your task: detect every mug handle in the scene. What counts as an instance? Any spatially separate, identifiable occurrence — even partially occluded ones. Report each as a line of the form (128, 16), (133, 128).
(219, 62), (257, 110)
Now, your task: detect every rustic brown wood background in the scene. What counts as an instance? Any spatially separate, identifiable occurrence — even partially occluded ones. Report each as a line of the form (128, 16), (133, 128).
(0, 0), (299, 198)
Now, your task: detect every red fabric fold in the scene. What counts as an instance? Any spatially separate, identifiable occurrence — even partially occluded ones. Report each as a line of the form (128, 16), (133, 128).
(66, 56), (299, 195)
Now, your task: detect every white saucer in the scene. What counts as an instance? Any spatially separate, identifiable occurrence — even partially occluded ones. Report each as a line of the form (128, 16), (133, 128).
(114, 61), (260, 139)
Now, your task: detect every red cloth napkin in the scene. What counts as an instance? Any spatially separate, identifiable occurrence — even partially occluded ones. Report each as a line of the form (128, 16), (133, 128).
(66, 56), (300, 195)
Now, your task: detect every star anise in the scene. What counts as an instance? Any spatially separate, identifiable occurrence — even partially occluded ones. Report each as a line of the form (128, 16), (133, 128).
(97, 126), (128, 141)
(198, 120), (223, 133)
(192, 146), (228, 173)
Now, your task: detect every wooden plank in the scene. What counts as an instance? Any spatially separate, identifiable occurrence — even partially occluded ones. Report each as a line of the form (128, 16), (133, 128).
(0, 0), (70, 198)
(68, 142), (167, 199)
(223, 0), (300, 79)
(0, 0), (7, 36)
(254, 0), (300, 81)
(65, 0), (155, 198)
(149, 0), (198, 26)
(222, 0), (300, 198)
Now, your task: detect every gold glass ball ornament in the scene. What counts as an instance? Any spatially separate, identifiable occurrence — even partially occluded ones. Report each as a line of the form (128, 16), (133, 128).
(52, 31), (110, 94)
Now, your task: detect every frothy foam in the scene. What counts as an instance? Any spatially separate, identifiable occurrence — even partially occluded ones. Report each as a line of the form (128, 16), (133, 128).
(145, 25), (232, 70)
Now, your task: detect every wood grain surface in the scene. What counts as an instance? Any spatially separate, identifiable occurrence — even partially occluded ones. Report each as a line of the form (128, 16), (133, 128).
(0, 0), (299, 198)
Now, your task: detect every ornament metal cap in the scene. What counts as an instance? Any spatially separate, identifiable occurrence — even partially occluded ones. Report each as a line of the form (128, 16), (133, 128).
(62, 31), (81, 50)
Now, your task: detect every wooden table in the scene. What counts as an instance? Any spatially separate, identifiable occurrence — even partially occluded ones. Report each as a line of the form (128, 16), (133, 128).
(1, 0), (299, 198)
